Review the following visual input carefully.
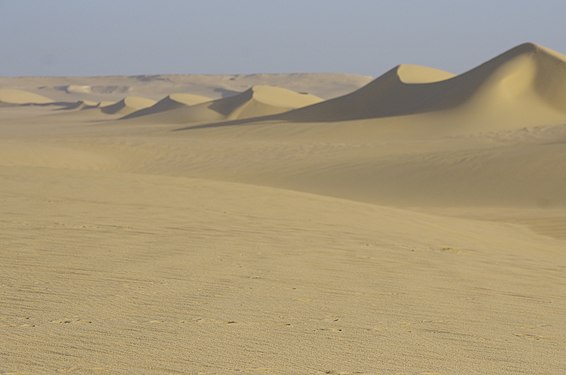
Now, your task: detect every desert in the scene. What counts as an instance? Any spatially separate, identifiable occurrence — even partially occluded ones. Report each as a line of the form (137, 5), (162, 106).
(1, 31), (566, 375)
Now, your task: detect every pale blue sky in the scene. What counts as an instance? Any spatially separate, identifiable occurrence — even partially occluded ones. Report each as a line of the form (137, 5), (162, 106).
(1, 0), (565, 77)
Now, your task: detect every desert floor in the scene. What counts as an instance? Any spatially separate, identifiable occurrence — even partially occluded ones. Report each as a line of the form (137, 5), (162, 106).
(1, 101), (565, 374)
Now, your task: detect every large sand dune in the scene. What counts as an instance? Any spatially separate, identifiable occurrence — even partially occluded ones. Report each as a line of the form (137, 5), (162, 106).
(1, 42), (566, 374)
(281, 43), (566, 128)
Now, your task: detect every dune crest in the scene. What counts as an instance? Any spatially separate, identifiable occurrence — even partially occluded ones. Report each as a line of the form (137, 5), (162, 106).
(0, 89), (53, 105)
(394, 64), (455, 83)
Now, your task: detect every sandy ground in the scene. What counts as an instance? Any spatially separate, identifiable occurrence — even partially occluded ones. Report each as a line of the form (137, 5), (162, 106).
(1, 44), (566, 374)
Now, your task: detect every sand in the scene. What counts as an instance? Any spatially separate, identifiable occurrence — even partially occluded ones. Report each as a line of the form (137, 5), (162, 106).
(1, 43), (566, 374)
(0, 88), (53, 105)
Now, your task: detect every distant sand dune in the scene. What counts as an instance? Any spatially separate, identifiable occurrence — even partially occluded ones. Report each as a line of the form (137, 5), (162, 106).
(0, 89), (53, 105)
(123, 93), (212, 119)
(0, 73), (370, 103)
(123, 85), (321, 123)
(55, 99), (101, 110)
(101, 96), (157, 115)
(75, 100), (115, 110)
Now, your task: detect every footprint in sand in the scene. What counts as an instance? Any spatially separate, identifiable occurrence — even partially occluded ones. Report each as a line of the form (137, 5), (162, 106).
(438, 246), (461, 254)
(50, 318), (92, 325)
(314, 327), (343, 333)
(513, 332), (547, 340)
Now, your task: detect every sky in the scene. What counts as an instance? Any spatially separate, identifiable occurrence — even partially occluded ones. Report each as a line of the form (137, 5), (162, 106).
(0, 0), (565, 77)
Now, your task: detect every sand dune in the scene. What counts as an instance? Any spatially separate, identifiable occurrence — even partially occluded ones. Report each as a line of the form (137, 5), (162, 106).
(123, 93), (211, 119)
(100, 96), (157, 115)
(0, 88), (53, 105)
(281, 43), (566, 128)
(205, 85), (321, 120)
(123, 85), (321, 123)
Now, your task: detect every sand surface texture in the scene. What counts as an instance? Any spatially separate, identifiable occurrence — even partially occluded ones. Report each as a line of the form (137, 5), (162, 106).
(1, 44), (565, 374)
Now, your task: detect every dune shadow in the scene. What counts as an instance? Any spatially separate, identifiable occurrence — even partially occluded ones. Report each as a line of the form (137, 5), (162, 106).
(173, 114), (280, 132)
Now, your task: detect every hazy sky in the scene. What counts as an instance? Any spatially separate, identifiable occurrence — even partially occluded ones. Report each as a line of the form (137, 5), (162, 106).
(1, 0), (565, 77)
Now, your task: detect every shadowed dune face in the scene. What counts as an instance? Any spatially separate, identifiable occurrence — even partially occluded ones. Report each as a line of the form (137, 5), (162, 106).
(278, 64), (457, 121)
(280, 43), (566, 124)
